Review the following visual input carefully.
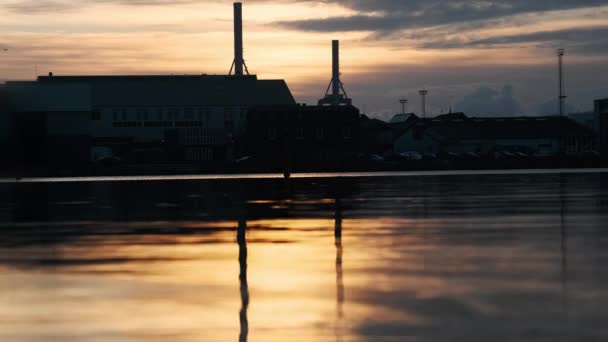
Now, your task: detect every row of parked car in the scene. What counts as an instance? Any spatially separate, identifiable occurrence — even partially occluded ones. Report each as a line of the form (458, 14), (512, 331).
(361, 150), (601, 163)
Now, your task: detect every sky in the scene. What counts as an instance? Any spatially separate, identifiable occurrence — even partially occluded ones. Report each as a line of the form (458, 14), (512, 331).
(1, 0), (607, 120)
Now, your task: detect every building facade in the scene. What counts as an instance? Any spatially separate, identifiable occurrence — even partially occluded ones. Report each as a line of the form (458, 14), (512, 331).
(393, 115), (596, 157)
(597, 98), (608, 159)
(246, 105), (360, 171)
(5, 74), (295, 164)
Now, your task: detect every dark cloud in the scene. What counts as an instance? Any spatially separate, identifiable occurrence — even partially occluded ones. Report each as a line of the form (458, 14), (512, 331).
(454, 85), (525, 117)
(277, 1), (608, 33)
(421, 26), (608, 55)
(537, 98), (576, 116)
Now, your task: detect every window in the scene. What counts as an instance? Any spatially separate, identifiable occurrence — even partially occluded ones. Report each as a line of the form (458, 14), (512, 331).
(225, 107), (234, 121)
(157, 108), (163, 121)
(113, 109), (120, 121)
(91, 111), (101, 121)
(184, 108), (194, 120)
(136, 108), (148, 121)
(268, 127), (278, 141)
(296, 128), (305, 140)
(316, 128), (325, 141)
(225, 121), (234, 132)
(342, 127), (352, 140)
(122, 109), (128, 121)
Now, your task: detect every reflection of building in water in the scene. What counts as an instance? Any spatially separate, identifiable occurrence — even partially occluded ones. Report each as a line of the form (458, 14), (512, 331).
(238, 218), (249, 342)
(559, 175), (569, 318)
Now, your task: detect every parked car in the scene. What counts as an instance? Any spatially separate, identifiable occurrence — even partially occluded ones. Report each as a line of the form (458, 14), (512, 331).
(368, 154), (385, 163)
(399, 151), (423, 161)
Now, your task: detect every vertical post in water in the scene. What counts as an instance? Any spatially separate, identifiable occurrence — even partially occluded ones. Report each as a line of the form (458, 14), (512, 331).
(234, 2), (244, 76)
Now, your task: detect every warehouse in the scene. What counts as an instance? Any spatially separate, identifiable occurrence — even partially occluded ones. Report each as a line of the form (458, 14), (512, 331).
(5, 74), (295, 164)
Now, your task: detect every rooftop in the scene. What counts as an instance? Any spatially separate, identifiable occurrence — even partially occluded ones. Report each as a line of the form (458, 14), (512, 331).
(417, 115), (594, 139)
(10, 74), (296, 107)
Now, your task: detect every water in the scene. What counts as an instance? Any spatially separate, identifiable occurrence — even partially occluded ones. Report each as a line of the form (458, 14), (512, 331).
(0, 171), (607, 341)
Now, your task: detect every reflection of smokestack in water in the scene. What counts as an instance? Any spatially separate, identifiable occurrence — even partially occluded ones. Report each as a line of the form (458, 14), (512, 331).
(230, 2), (249, 76)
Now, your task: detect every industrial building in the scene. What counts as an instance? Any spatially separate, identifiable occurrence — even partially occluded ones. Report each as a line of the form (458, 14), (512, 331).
(5, 75), (294, 164)
(392, 113), (596, 157)
(597, 98), (608, 159)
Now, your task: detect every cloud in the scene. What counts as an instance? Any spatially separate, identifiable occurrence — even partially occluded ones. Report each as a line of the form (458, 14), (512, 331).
(3, 0), (77, 13)
(454, 85), (524, 117)
(537, 98), (576, 116)
(276, 0), (608, 33)
(3, 0), (204, 13)
(422, 26), (608, 55)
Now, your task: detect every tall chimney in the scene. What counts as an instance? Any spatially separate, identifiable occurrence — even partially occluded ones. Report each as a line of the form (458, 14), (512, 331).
(234, 2), (244, 76)
(318, 40), (351, 106)
(332, 40), (340, 96)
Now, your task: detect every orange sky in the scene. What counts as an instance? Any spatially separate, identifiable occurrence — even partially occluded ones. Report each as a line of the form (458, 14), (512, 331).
(1, 0), (607, 117)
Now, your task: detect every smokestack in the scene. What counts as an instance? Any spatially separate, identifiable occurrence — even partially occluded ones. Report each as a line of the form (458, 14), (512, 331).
(319, 40), (351, 106)
(234, 2), (244, 76)
(332, 40), (340, 96)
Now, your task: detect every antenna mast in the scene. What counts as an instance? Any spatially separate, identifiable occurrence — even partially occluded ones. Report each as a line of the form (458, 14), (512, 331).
(419, 89), (429, 118)
(557, 48), (566, 116)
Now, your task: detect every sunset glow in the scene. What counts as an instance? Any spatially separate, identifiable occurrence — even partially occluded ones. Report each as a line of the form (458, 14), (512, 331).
(1, 0), (608, 116)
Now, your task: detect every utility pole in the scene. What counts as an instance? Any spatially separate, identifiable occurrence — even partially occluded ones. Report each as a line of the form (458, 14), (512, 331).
(399, 98), (408, 115)
(419, 90), (428, 118)
(558, 48), (567, 116)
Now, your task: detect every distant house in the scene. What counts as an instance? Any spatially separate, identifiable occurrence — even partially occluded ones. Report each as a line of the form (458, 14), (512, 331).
(597, 98), (608, 159)
(359, 115), (393, 155)
(569, 112), (598, 133)
(393, 113), (596, 156)
(389, 113), (418, 124)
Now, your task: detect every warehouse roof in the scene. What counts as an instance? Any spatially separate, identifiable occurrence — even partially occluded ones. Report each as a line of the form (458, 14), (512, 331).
(34, 74), (296, 107)
(418, 115), (594, 139)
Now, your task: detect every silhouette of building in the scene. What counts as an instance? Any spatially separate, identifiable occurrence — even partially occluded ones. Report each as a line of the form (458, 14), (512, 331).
(597, 98), (608, 159)
(393, 113), (595, 156)
(568, 112), (597, 133)
(358, 115), (393, 156)
(246, 104), (359, 171)
(389, 113), (418, 124)
(4, 74), (295, 164)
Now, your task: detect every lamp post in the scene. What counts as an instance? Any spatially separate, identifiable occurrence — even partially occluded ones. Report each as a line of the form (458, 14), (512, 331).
(419, 90), (429, 118)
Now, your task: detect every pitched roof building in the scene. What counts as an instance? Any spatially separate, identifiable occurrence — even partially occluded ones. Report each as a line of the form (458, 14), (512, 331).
(393, 114), (596, 156)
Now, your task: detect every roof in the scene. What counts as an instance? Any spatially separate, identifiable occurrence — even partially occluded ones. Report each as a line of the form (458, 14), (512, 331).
(31, 74), (296, 107)
(418, 116), (595, 140)
(389, 113), (417, 124)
